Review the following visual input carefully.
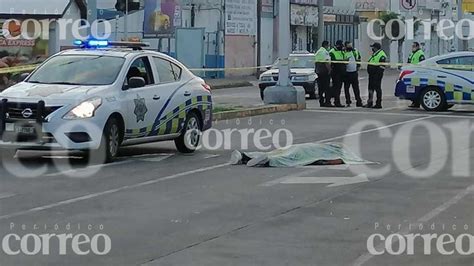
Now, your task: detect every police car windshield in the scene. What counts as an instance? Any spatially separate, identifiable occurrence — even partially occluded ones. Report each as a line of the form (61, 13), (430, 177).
(273, 56), (314, 69)
(27, 55), (125, 86)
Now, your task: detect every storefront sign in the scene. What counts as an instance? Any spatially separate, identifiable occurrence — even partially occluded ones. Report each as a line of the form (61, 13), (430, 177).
(262, 0), (274, 17)
(290, 0), (333, 6)
(0, 20), (48, 91)
(290, 4), (318, 27)
(355, 0), (389, 11)
(225, 0), (257, 36)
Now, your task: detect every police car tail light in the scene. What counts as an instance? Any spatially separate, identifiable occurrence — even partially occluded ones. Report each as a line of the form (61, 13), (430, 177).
(63, 97), (102, 120)
(399, 70), (414, 81)
(202, 83), (212, 92)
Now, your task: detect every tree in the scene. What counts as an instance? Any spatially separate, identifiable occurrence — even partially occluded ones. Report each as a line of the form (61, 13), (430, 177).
(378, 12), (420, 68)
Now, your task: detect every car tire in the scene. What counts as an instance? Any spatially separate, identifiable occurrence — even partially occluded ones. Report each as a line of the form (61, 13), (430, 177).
(92, 117), (122, 164)
(175, 112), (202, 154)
(420, 87), (447, 112)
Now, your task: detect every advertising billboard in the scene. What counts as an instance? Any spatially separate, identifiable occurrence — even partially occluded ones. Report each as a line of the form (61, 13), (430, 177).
(0, 20), (48, 91)
(143, 0), (182, 38)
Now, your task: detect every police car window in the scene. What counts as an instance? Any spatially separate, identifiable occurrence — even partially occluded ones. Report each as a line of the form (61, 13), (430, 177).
(171, 63), (182, 80)
(127, 57), (154, 86)
(27, 55), (125, 86)
(437, 57), (474, 71)
(153, 57), (179, 83)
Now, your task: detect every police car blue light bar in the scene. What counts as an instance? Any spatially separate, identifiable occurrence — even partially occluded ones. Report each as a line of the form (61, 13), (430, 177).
(73, 40), (150, 50)
(73, 39), (110, 48)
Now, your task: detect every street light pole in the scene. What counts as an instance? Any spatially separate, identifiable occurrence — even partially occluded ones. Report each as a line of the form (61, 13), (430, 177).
(317, 0), (324, 46)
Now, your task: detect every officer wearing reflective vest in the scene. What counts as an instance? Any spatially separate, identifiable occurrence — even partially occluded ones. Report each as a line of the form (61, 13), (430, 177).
(328, 40), (346, 107)
(343, 41), (363, 107)
(315, 41), (332, 107)
(407, 42), (426, 108)
(365, 42), (387, 109)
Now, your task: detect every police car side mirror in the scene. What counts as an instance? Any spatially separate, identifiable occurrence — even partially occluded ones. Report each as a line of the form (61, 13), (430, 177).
(19, 73), (30, 82)
(128, 77), (146, 89)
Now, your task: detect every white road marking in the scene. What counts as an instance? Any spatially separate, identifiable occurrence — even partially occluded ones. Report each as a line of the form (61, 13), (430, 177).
(353, 184), (474, 266)
(203, 154), (221, 159)
(138, 155), (173, 162)
(45, 154), (175, 177)
(305, 109), (474, 119)
(294, 165), (350, 170)
(0, 163), (231, 221)
(381, 106), (404, 111)
(0, 193), (16, 200)
(45, 160), (131, 177)
(305, 109), (427, 117)
(315, 116), (434, 143)
(261, 169), (321, 187)
(279, 174), (369, 187)
(128, 153), (174, 159)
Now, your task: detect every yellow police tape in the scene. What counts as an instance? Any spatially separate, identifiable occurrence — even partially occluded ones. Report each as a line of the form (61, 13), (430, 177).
(0, 60), (472, 74)
(0, 64), (38, 74)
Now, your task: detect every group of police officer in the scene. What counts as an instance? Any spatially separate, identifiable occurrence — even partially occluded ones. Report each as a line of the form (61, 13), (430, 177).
(315, 40), (425, 109)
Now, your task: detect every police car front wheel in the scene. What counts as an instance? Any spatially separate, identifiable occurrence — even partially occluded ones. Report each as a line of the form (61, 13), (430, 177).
(175, 112), (202, 153)
(93, 117), (122, 164)
(420, 87), (447, 112)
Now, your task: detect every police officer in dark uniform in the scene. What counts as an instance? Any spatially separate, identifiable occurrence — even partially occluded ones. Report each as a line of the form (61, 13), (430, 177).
(315, 41), (332, 107)
(365, 42), (387, 109)
(329, 40), (346, 107)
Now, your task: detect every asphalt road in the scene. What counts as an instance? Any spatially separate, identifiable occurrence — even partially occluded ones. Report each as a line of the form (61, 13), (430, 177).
(0, 78), (474, 266)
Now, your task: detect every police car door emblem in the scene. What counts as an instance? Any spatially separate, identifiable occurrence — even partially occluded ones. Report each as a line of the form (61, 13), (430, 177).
(134, 95), (148, 122)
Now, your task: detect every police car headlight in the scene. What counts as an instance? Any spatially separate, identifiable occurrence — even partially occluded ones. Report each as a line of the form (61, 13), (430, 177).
(63, 97), (102, 120)
(292, 75), (310, 81)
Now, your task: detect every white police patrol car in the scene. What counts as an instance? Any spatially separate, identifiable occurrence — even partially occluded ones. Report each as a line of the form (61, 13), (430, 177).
(396, 52), (474, 111)
(0, 40), (213, 162)
(259, 52), (318, 100)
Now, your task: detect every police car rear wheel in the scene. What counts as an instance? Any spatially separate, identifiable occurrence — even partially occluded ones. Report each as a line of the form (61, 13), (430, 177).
(175, 112), (202, 153)
(421, 87), (447, 112)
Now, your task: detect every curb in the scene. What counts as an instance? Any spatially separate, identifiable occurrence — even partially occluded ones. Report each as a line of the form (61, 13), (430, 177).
(214, 104), (305, 121)
(206, 81), (253, 90)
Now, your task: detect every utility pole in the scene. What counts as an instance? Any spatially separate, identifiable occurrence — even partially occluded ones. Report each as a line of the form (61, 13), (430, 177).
(457, 0), (464, 51)
(317, 0), (324, 46)
(88, 0), (98, 38)
(124, 0), (129, 40)
(263, 0), (305, 107)
(276, 0), (291, 88)
(256, 0), (262, 78)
